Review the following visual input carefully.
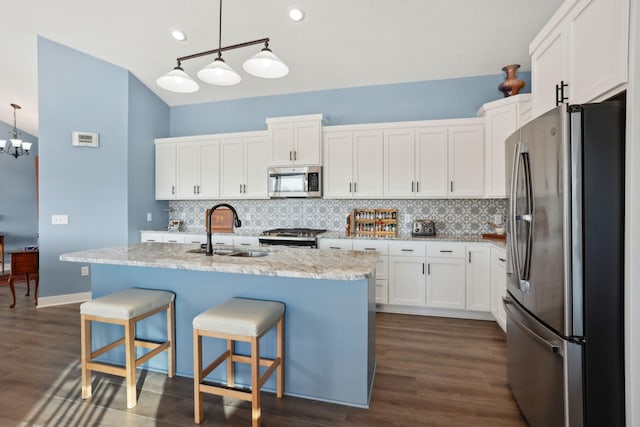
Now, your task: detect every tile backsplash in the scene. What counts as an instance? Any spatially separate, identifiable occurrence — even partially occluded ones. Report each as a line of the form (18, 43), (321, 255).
(169, 198), (506, 235)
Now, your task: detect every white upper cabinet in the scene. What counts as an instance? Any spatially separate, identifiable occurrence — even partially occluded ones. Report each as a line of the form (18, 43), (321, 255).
(267, 114), (324, 166)
(220, 133), (269, 199)
(383, 120), (482, 198)
(155, 142), (177, 200)
(448, 123), (484, 197)
(176, 139), (220, 199)
(477, 94), (531, 198)
(323, 129), (384, 199)
(530, 0), (629, 118)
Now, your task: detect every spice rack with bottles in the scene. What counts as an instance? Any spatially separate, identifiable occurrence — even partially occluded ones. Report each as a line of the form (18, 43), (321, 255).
(348, 208), (398, 237)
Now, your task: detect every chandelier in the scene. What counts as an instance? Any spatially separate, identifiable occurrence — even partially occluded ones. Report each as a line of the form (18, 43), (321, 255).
(157, 0), (288, 93)
(0, 104), (33, 158)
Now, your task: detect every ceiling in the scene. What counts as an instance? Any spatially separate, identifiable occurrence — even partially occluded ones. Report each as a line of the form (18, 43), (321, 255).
(2, 0), (563, 137)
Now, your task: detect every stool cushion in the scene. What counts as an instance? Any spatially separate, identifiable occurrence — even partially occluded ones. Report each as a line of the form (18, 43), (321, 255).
(80, 288), (175, 320)
(193, 298), (284, 337)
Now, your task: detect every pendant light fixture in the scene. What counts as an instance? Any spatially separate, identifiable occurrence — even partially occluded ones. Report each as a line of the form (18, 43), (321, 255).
(157, 0), (288, 93)
(0, 104), (33, 158)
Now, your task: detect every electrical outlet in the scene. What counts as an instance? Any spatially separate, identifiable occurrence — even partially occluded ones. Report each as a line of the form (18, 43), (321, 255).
(403, 214), (411, 222)
(147, 212), (152, 222)
(493, 214), (503, 225)
(52, 214), (69, 225)
(245, 213), (252, 221)
(81, 266), (89, 276)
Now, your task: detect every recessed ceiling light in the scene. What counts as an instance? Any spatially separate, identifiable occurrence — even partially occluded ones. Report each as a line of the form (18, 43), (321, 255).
(171, 29), (187, 42)
(288, 8), (305, 22)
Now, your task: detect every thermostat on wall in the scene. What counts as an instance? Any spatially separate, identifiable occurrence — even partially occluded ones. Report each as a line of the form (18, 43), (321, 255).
(72, 131), (99, 147)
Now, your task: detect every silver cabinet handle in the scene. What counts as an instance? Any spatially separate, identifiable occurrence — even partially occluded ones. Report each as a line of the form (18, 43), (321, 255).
(353, 182), (357, 193)
(289, 151), (292, 161)
(240, 184), (242, 193)
(427, 263), (431, 275)
(364, 248), (376, 251)
(171, 186), (175, 195)
(411, 181), (414, 192)
(329, 246), (341, 250)
(294, 150), (297, 161)
(503, 297), (560, 353)
(243, 184), (246, 193)
(401, 249), (413, 252)
(422, 263), (425, 275)
(240, 243), (251, 246)
(468, 252), (471, 263)
(349, 182), (352, 192)
(194, 185), (197, 194)
(197, 185), (200, 194)
(416, 182), (419, 192)
(498, 258), (506, 262)
(450, 181), (453, 192)
(440, 250), (453, 253)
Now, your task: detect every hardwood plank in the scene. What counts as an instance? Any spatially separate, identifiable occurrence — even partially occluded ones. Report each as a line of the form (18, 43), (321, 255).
(0, 286), (525, 426)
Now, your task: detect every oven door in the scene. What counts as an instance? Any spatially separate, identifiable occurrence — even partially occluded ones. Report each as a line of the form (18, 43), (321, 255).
(259, 238), (317, 248)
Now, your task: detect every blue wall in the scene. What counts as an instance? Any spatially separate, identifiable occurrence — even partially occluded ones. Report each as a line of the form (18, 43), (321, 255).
(0, 121), (38, 256)
(37, 37), (169, 297)
(170, 73), (531, 136)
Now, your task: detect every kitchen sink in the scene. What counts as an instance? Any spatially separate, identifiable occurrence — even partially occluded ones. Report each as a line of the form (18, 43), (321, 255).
(187, 247), (270, 257)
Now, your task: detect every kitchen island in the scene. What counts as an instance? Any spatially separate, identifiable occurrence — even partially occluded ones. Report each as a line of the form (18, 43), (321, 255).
(61, 242), (378, 408)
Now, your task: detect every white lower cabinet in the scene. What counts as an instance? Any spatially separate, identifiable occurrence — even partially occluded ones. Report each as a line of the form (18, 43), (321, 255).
(466, 244), (491, 311)
(426, 243), (466, 310)
(318, 239), (353, 250)
(233, 236), (260, 247)
(388, 241), (426, 306)
(353, 240), (389, 304)
(491, 247), (508, 331)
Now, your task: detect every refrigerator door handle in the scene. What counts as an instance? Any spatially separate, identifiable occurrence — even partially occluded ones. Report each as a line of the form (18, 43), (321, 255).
(521, 151), (534, 281)
(504, 297), (560, 354)
(509, 143), (523, 286)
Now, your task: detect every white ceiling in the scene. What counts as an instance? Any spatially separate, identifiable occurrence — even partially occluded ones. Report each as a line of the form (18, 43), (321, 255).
(2, 0), (563, 136)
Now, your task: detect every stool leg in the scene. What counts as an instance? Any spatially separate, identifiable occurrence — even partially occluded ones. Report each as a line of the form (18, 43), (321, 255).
(227, 339), (234, 387)
(251, 336), (261, 427)
(125, 319), (137, 409)
(81, 315), (92, 399)
(33, 275), (39, 306)
(193, 329), (203, 424)
(167, 302), (175, 378)
(276, 315), (284, 398)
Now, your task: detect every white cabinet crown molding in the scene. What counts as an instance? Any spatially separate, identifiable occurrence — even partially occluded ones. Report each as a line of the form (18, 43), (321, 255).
(265, 114), (326, 125)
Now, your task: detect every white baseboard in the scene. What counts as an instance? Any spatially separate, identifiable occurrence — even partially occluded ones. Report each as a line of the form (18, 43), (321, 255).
(38, 292), (91, 308)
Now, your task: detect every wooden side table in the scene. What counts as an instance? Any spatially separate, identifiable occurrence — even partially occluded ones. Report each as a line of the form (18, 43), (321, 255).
(8, 250), (39, 308)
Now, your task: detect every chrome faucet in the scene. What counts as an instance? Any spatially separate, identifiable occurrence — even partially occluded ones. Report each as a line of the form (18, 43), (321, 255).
(206, 203), (242, 256)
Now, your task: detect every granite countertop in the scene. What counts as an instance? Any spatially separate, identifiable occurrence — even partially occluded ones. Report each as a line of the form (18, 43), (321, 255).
(60, 243), (378, 281)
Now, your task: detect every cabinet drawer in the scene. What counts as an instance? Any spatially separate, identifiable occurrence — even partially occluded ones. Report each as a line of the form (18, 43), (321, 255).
(389, 241), (426, 257)
(318, 239), (353, 250)
(376, 279), (388, 304)
(233, 236), (260, 247)
(183, 233), (207, 244)
(353, 240), (389, 255)
(427, 243), (465, 258)
(163, 234), (186, 243)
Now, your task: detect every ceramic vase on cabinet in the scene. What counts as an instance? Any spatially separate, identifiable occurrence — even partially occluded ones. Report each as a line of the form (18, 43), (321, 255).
(498, 64), (525, 97)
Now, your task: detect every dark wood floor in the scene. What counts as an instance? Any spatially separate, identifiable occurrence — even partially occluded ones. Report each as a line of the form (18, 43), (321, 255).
(0, 286), (527, 426)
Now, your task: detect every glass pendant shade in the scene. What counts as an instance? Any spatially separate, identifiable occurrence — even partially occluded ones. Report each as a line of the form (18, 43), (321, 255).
(197, 57), (241, 86)
(21, 142), (32, 151)
(10, 139), (22, 149)
(243, 48), (289, 78)
(0, 140), (6, 149)
(156, 67), (200, 93)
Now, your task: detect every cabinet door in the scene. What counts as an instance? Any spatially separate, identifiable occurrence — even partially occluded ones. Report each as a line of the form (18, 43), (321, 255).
(426, 257), (466, 309)
(466, 245), (491, 312)
(198, 141), (220, 199)
(176, 143), (200, 199)
(448, 125), (484, 197)
(323, 132), (354, 198)
(269, 122), (294, 165)
(491, 247), (508, 331)
(484, 104), (518, 197)
(383, 129), (415, 198)
(155, 143), (176, 200)
(415, 127), (448, 197)
(353, 130), (384, 198)
(220, 138), (244, 198)
(531, 26), (568, 118)
(389, 256), (426, 306)
(244, 135), (269, 199)
(293, 121), (322, 165)
(141, 231), (166, 242)
(375, 280), (389, 304)
(568, 0), (629, 104)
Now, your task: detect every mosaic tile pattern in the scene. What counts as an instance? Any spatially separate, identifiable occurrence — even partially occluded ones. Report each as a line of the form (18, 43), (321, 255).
(169, 198), (507, 235)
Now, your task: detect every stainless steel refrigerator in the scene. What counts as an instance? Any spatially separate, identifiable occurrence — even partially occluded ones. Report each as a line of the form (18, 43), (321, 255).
(504, 101), (625, 427)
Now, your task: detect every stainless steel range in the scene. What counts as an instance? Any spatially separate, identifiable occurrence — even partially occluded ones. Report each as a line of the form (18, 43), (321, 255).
(259, 228), (327, 248)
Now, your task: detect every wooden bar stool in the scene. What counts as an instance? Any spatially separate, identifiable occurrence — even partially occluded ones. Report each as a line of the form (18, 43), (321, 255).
(193, 297), (284, 426)
(80, 288), (175, 408)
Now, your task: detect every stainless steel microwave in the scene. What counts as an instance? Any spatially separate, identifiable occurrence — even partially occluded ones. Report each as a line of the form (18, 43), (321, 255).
(268, 166), (322, 198)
